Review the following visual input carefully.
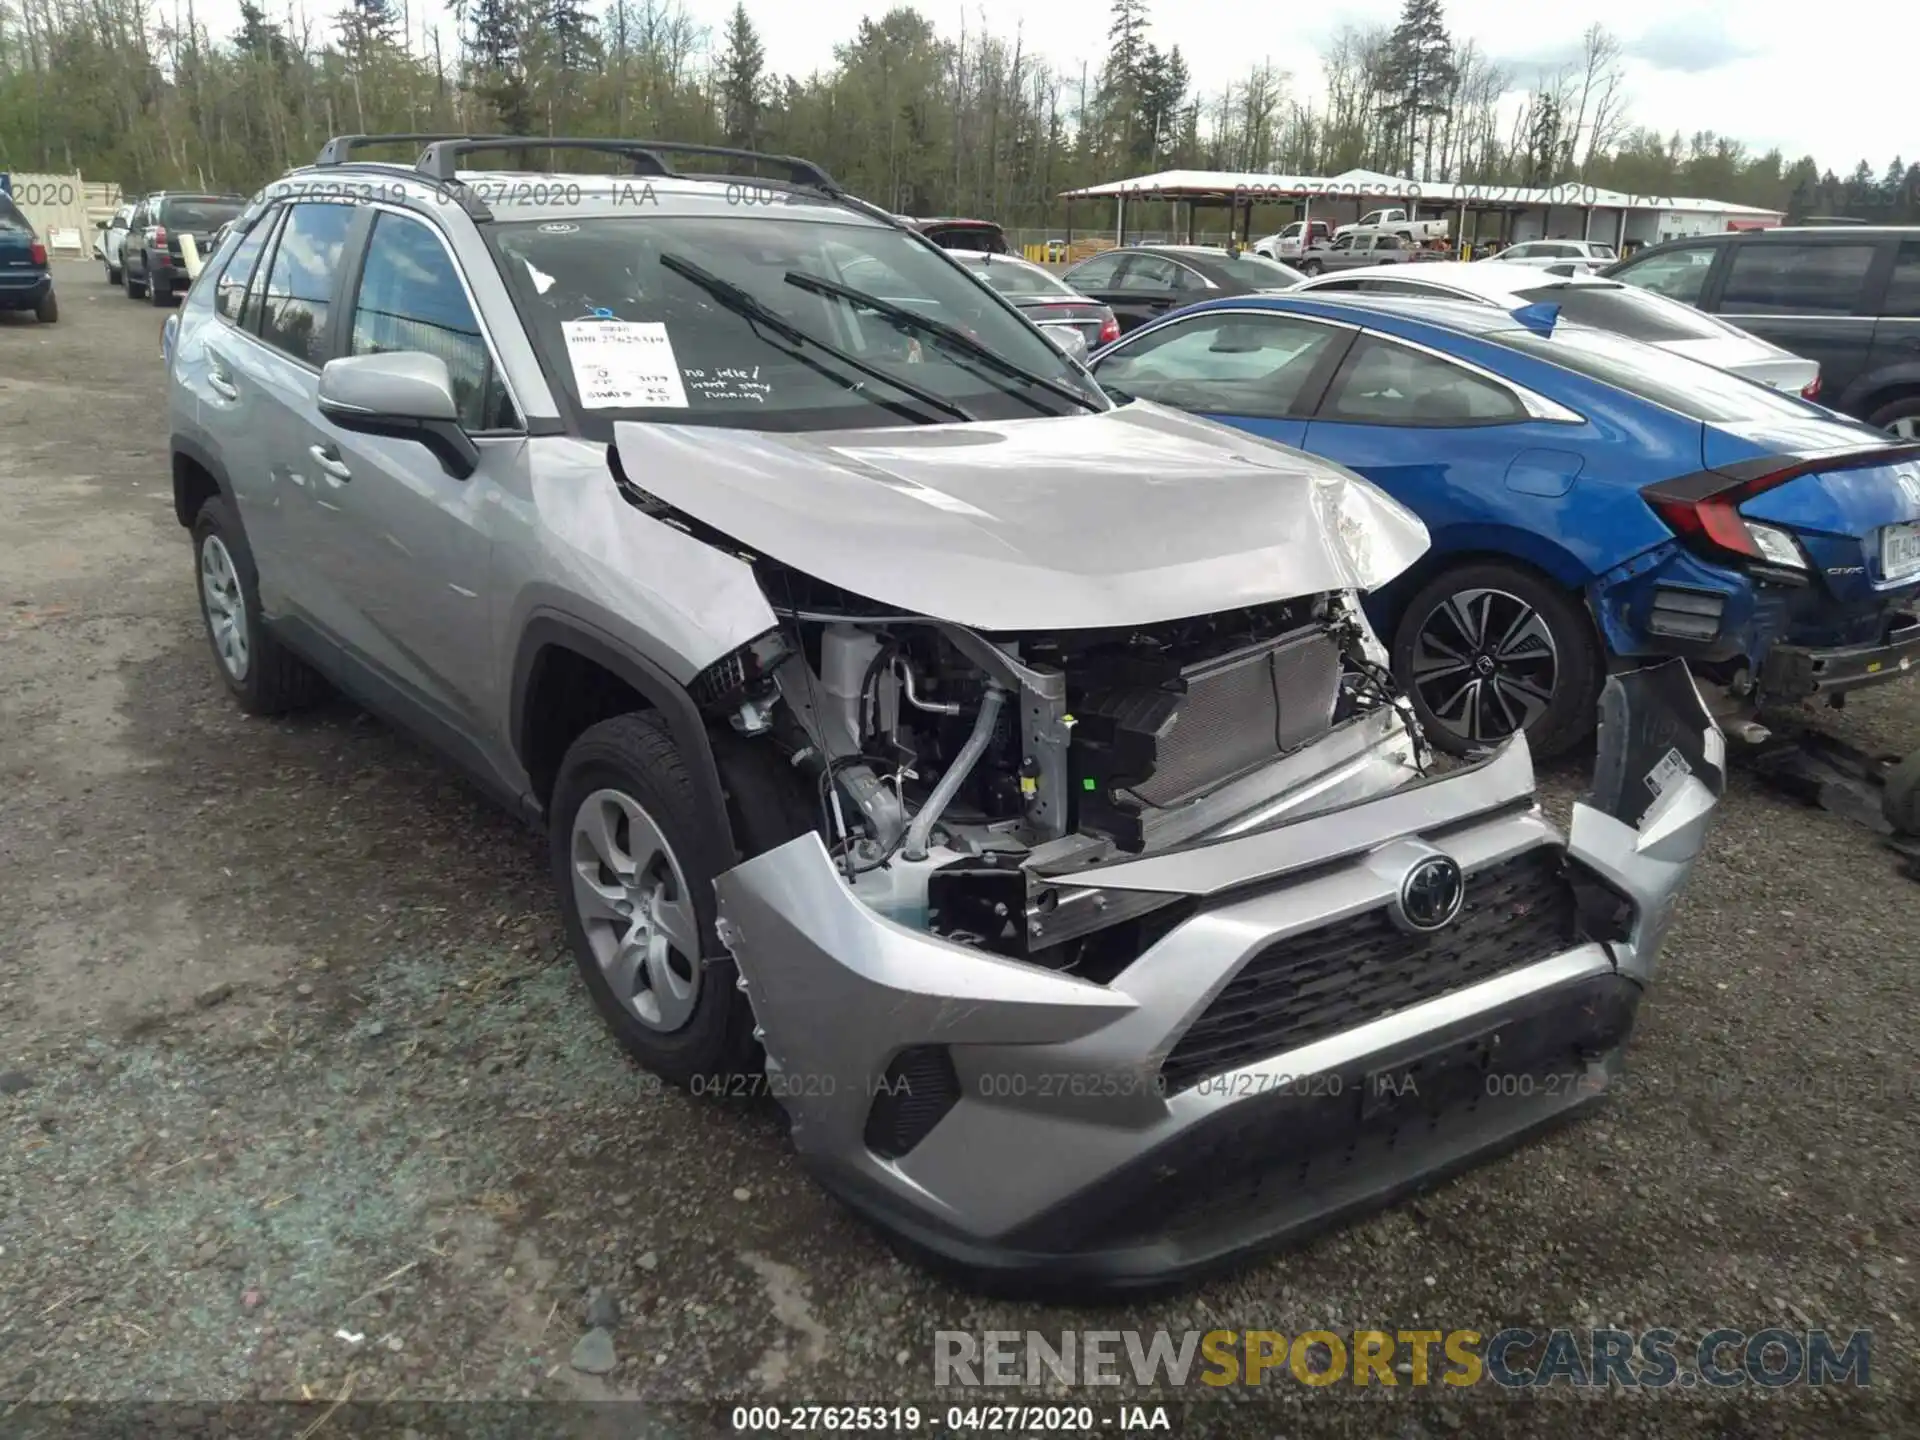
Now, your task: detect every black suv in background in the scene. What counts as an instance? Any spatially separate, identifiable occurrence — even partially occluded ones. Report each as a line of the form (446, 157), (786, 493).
(121, 192), (247, 305)
(893, 216), (1010, 253)
(1603, 226), (1920, 435)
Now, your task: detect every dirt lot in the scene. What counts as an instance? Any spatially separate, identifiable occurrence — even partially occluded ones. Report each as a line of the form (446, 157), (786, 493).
(2, 260), (1918, 1437)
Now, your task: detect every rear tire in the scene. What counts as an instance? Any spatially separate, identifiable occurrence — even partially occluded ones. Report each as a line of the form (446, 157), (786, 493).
(1389, 561), (1603, 761)
(191, 496), (330, 716)
(125, 262), (147, 299)
(552, 713), (759, 1089)
(34, 292), (56, 323)
(1300, 258), (1324, 276)
(150, 274), (172, 306)
(106, 263), (121, 285)
(1867, 394), (1920, 440)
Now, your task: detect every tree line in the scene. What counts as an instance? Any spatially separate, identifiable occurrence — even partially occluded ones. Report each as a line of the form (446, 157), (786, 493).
(1, 0), (1914, 227)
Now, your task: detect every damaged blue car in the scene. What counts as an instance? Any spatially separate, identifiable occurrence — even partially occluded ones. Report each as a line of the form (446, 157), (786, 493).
(1088, 292), (1920, 757)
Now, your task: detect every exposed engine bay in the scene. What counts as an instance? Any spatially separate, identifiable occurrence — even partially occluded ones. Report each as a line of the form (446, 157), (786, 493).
(688, 555), (1427, 978)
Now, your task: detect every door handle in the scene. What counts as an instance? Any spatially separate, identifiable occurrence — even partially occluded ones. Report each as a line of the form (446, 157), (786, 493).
(207, 364), (238, 401)
(309, 445), (352, 483)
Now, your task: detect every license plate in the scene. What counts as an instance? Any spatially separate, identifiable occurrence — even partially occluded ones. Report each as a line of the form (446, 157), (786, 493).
(1883, 521), (1920, 580)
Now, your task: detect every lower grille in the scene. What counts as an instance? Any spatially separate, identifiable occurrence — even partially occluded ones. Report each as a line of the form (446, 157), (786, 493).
(863, 1046), (962, 1160)
(1159, 846), (1578, 1093)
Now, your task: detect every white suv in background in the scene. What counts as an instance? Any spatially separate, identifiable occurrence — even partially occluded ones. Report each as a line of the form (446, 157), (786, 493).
(1486, 239), (1616, 272)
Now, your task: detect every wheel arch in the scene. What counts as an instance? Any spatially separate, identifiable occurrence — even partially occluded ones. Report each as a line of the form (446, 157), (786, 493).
(1843, 367), (1920, 425)
(1371, 528), (1599, 642)
(510, 614), (737, 857)
(171, 437), (232, 531)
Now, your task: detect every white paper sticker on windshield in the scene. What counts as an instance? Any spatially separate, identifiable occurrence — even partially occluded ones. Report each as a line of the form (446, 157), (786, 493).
(562, 320), (689, 409)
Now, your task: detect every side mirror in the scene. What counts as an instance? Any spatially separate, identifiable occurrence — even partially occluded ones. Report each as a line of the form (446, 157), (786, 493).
(318, 352), (478, 480)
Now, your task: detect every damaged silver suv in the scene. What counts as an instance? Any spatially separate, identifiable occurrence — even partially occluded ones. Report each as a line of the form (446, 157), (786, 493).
(167, 135), (1726, 1290)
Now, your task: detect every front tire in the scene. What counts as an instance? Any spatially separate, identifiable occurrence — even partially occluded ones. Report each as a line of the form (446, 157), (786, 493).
(1390, 562), (1602, 761)
(191, 496), (329, 715)
(552, 713), (758, 1088)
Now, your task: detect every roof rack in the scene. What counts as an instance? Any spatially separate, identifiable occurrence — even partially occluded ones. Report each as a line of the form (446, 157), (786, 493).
(314, 133), (500, 166)
(411, 136), (845, 195)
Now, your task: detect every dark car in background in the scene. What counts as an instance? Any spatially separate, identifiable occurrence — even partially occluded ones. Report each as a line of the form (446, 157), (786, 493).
(0, 192), (56, 323)
(950, 250), (1118, 358)
(1059, 244), (1305, 334)
(1604, 226), (1920, 436)
(121, 192), (247, 305)
(894, 215), (1011, 253)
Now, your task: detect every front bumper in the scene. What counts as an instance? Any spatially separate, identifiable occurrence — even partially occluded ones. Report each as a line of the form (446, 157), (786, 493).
(715, 665), (1724, 1292)
(1759, 611), (1920, 699)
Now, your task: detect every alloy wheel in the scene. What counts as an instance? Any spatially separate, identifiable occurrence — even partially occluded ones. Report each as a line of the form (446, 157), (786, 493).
(1887, 416), (1920, 440)
(570, 788), (702, 1032)
(1410, 586), (1559, 745)
(199, 534), (250, 681)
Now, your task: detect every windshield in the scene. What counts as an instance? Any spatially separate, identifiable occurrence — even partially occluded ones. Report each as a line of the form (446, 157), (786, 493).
(1216, 252), (1306, 288)
(1511, 282), (1745, 344)
(490, 215), (1105, 434)
(161, 198), (243, 230)
(1484, 324), (1816, 423)
(960, 255), (1073, 297)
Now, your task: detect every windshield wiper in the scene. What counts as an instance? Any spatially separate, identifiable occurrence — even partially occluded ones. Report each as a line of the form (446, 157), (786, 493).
(782, 271), (1105, 415)
(657, 251), (974, 424)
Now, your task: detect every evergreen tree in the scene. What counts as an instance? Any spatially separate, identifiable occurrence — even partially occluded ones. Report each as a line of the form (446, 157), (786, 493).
(1379, 0), (1455, 179)
(235, 2), (290, 69)
(337, 0), (400, 63)
(718, 3), (766, 150)
(466, 0), (530, 133)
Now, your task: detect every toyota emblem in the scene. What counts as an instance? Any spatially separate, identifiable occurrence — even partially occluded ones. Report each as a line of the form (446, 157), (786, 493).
(1395, 855), (1465, 932)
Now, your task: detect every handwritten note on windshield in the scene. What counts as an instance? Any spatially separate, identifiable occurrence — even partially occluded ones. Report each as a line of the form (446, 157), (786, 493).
(561, 320), (689, 409)
(683, 364), (774, 404)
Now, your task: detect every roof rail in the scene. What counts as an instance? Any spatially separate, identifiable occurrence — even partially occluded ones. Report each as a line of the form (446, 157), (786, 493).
(411, 135), (844, 194)
(315, 133), (500, 166)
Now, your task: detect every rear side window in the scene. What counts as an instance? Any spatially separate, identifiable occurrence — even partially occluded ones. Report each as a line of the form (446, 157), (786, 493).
(159, 197), (245, 232)
(1718, 242), (1876, 315)
(1512, 283), (1736, 343)
(348, 212), (514, 431)
(257, 202), (355, 365)
(1319, 337), (1525, 426)
(0, 196), (29, 232)
(215, 219), (272, 325)
(1882, 241), (1920, 319)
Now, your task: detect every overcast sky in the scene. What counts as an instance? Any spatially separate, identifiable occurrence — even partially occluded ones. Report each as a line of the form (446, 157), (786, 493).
(193, 0), (1905, 174)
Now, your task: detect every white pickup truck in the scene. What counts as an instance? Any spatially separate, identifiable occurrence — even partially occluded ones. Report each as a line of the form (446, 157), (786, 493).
(1334, 207), (1450, 242)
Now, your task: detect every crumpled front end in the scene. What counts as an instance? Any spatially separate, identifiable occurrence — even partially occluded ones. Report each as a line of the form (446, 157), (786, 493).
(714, 659), (1725, 1292)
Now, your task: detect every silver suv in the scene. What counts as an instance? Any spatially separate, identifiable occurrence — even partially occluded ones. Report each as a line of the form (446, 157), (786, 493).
(167, 134), (1725, 1291)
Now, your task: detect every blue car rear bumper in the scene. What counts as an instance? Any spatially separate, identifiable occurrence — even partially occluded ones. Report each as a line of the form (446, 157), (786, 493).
(0, 272), (52, 308)
(1588, 539), (1920, 701)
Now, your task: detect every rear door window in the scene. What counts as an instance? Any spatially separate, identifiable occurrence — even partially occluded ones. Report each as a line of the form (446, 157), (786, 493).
(1116, 255), (1181, 292)
(1319, 336), (1526, 426)
(1881, 240), (1920, 318)
(1486, 325), (1818, 423)
(1612, 242), (1720, 305)
(255, 202), (356, 365)
(1718, 242), (1877, 315)
(1063, 252), (1124, 289)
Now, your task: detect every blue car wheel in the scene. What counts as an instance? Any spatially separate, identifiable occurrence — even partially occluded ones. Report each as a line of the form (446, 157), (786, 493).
(1390, 562), (1602, 761)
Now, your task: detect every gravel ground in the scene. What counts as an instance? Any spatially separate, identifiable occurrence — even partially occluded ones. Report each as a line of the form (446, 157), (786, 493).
(2, 260), (1918, 1438)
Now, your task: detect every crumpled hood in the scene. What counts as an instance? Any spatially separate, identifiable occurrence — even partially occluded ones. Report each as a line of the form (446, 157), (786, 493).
(613, 401), (1429, 630)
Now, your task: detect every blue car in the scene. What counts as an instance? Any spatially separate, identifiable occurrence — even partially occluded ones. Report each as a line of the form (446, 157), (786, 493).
(1087, 293), (1920, 757)
(0, 190), (57, 322)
